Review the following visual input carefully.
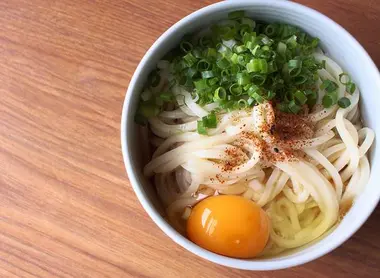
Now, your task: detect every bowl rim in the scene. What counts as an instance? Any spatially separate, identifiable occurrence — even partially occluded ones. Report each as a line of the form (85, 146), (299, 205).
(121, 0), (380, 270)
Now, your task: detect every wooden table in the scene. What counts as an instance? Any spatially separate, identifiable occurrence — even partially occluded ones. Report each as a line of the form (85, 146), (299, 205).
(1, 0), (379, 277)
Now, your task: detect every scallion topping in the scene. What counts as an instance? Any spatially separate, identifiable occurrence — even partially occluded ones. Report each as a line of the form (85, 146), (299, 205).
(338, 97), (351, 108)
(228, 10), (245, 19)
(214, 87), (227, 101)
(339, 73), (351, 85)
(137, 10), (350, 133)
(197, 120), (207, 135)
(180, 41), (193, 53)
(294, 90), (307, 105)
(320, 80), (338, 93)
(252, 92), (265, 103)
(288, 100), (301, 114)
(346, 82), (356, 94)
(238, 99), (248, 108)
(322, 93), (338, 108)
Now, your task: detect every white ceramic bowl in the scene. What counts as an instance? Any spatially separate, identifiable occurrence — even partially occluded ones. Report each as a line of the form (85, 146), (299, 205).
(121, 0), (380, 270)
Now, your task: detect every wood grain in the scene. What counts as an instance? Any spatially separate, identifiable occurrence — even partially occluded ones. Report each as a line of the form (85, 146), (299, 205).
(0, 0), (379, 277)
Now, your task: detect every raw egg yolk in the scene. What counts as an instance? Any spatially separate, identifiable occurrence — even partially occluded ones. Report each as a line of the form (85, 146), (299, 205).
(186, 195), (269, 258)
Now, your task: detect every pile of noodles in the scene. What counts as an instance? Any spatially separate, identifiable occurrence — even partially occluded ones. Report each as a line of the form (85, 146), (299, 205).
(141, 52), (374, 256)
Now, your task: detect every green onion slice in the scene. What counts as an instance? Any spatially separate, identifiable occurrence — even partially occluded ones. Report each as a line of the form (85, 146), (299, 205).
(214, 87), (227, 101)
(197, 120), (207, 135)
(339, 73), (351, 85)
(288, 100), (301, 114)
(338, 97), (351, 108)
(228, 10), (245, 19)
(294, 90), (307, 105)
(180, 41), (193, 53)
(322, 93), (338, 108)
(346, 82), (356, 94)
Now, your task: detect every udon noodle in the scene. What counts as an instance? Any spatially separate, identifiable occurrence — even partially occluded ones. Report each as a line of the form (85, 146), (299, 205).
(138, 23), (374, 256)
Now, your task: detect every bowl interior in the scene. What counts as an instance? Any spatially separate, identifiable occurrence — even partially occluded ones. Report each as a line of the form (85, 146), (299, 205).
(123, 0), (380, 270)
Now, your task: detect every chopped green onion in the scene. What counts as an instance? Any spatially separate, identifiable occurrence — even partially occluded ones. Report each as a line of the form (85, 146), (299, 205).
(247, 85), (259, 96)
(265, 24), (278, 37)
(194, 79), (209, 92)
(339, 73), (351, 85)
(179, 76), (192, 87)
(207, 77), (219, 86)
(311, 38), (319, 48)
(294, 74), (308, 84)
(246, 58), (267, 73)
(246, 41), (258, 52)
(197, 60), (211, 71)
(266, 90), (276, 100)
(185, 67), (198, 78)
(180, 41), (193, 53)
(246, 59), (259, 72)
(305, 90), (318, 107)
(268, 61), (278, 73)
(288, 59), (302, 77)
(286, 35), (298, 49)
(199, 36), (212, 48)
(237, 54), (250, 66)
(289, 68), (302, 78)
(205, 48), (217, 59)
(214, 87), (227, 101)
(238, 99), (248, 108)
(242, 32), (256, 44)
(252, 74), (266, 85)
(241, 18), (256, 29)
(320, 79), (338, 93)
(230, 53), (239, 64)
(229, 83), (243, 95)
(236, 72), (251, 86)
(338, 97), (351, 108)
(221, 69), (231, 78)
(261, 36), (273, 46)
(234, 45), (247, 53)
(252, 92), (265, 103)
(183, 52), (197, 67)
(259, 59), (268, 73)
(219, 26), (236, 40)
(277, 42), (287, 56)
(139, 15), (349, 126)
(288, 100), (301, 114)
(202, 112), (217, 128)
(294, 90), (307, 105)
(247, 97), (256, 106)
(230, 64), (241, 75)
(201, 70), (215, 79)
(197, 120), (207, 135)
(346, 82), (356, 94)
(243, 84), (251, 91)
(192, 48), (202, 59)
(228, 10), (245, 19)
(216, 57), (230, 69)
(322, 93), (338, 108)
(239, 25), (251, 37)
(280, 25), (298, 39)
(138, 102), (159, 118)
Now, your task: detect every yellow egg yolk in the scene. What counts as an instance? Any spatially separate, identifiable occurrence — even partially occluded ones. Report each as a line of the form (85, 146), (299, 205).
(186, 195), (269, 258)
